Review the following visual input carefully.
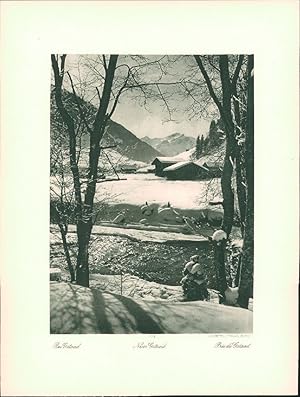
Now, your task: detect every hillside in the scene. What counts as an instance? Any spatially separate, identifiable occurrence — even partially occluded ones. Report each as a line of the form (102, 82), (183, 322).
(105, 120), (162, 163)
(142, 132), (195, 156)
(171, 141), (226, 167)
(161, 117), (226, 166)
(50, 87), (162, 165)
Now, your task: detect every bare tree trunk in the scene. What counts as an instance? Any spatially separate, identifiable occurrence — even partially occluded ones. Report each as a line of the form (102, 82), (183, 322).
(221, 149), (235, 236)
(58, 223), (75, 282)
(214, 56), (235, 298)
(233, 96), (247, 236)
(219, 56), (236, 237)
(76, 55), (118, 287)
(234, 255), (242, 287)
(76, 220), (92, 287)
(213, 240), (228, 303)
(235, 149), (246, 235)
(238, 55), (254, 308)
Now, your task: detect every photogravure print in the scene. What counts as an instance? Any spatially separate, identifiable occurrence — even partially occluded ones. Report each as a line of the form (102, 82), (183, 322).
(49, 54), (254, 334)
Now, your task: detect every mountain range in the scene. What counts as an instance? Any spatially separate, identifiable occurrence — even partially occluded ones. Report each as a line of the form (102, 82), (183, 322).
(50, 87), (162, 165)
(104, 119), (161, 163)
(141, 132), (196, 157)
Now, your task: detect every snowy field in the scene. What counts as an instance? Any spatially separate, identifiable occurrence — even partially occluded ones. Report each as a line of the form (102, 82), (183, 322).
(51, 173), (222, 209)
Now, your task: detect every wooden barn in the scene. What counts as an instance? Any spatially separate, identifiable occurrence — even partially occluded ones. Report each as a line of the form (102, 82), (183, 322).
(163, 161), (209, 180)
(119, 164), (137, 173)
(151, 157), (183, 176)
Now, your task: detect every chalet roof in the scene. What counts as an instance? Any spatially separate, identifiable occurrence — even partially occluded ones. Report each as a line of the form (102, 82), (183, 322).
(121, 164), (137, 169)
(152, 157), (184, 165)
(163, 161), (204, 172)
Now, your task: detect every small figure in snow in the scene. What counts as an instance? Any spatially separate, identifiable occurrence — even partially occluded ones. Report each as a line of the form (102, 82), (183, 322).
(181, 255), (209, 301)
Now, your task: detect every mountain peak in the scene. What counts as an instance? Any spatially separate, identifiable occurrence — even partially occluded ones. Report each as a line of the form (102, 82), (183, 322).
(141, 133), (195, 157)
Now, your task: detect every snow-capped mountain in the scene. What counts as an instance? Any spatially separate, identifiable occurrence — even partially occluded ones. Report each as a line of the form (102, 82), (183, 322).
(141, 132), (196, 156)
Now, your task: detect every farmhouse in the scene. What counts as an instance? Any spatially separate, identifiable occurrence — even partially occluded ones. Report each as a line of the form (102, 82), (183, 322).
(151, 157), (184, 176)
(163, 161), (209, 180)
(119, 164), (137, 173)
(136, 164), (155, 174)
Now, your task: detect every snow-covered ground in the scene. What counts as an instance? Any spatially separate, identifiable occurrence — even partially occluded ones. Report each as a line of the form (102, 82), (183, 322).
(54, 271), (253, 311)
(96, 174), (222, 208)
(50, 224), (208, 243)
(89, 273), (186, 302)
(51, 173), (222, 209)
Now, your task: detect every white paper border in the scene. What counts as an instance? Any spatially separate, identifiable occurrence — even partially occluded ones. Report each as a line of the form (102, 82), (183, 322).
(1, 1), (299, 395)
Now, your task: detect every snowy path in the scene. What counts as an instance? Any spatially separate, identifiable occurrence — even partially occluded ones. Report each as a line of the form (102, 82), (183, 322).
(50, 224), (208, 244)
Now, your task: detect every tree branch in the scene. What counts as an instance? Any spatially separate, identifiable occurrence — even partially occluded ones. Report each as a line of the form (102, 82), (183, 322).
(93, 55), (118, 135)
(102, 55), (107, 73)
(219, 55), (234, 134)
(103, 151), (120, 180)
(108, 67), (131, 119)
(96, 87), (101, 104)
(194, 55), (224, 118)
(67, 71), (93, 135)
(231, 55), (244, 92)
(51, 54), (83, 217)
(60, 55), (66, 77)
(84, 55), (119, 209)
(156, 83), (175, 121)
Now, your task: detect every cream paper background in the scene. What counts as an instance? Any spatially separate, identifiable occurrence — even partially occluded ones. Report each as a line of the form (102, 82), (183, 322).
(1, 1), (298, 395)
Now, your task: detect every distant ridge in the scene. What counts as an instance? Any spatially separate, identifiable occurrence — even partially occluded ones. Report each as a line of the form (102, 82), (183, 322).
(105, 119), (162, 163)
(142, 133), (195, 156)
(50, 87), (162, 164)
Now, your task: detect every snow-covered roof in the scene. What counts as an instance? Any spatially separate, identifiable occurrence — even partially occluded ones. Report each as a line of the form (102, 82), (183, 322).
(163, 161), (203, 172)
(152, 157), (184, 164)
(152, 142), (225, 168)
(120, 164), (137, 169)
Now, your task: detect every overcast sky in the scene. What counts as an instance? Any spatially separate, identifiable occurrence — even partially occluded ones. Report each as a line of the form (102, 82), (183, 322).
(63, 55), (214, 139)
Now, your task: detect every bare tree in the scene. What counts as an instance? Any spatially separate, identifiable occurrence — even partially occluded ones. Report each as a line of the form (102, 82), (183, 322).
(50, 149), (76, 281)
(193, 55), (253, 308)
(51, 54), (118, 286)
(194, 55), (245, 235)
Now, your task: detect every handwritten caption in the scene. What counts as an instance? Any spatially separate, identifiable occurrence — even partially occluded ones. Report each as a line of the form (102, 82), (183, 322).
(214, 341), (251, 348)
(53, 342), (82, 349)
(133, 339), (167, 349)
